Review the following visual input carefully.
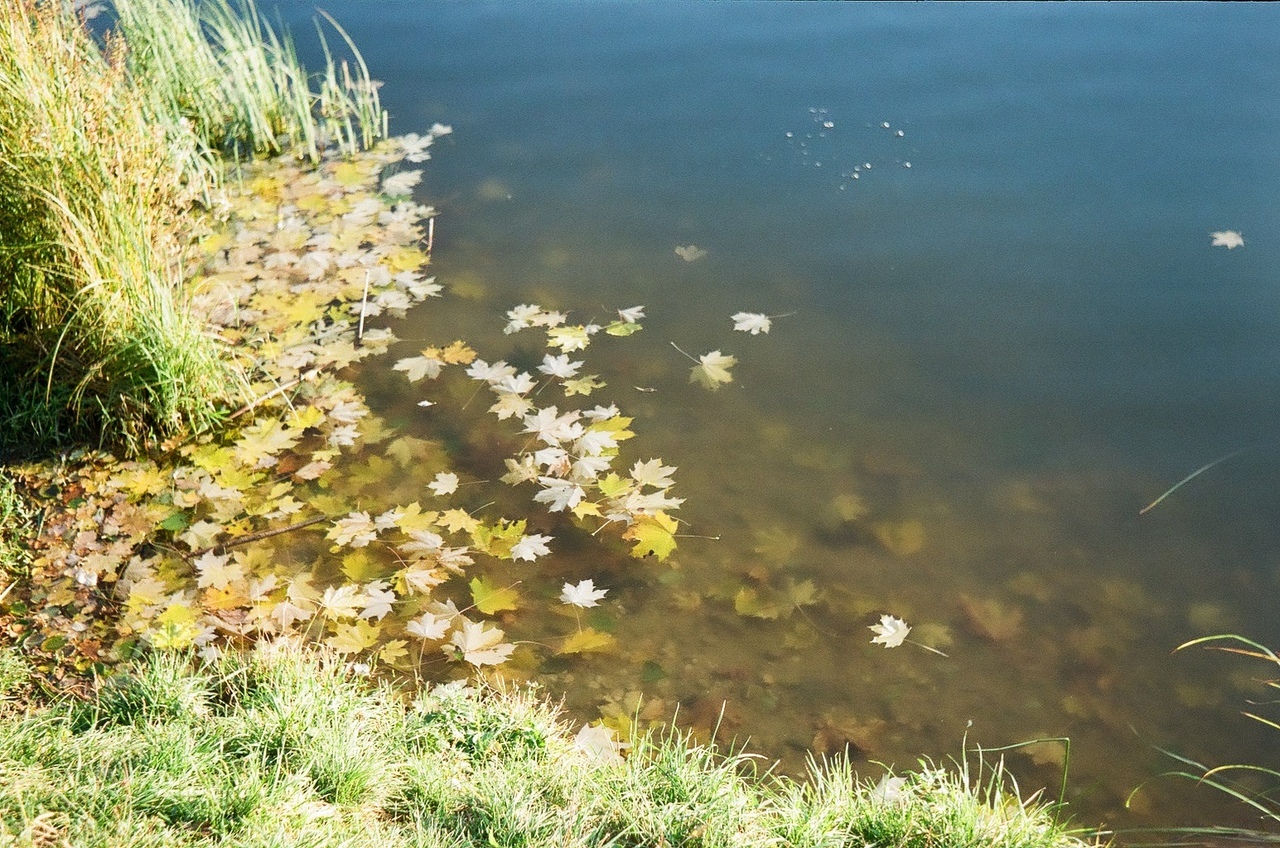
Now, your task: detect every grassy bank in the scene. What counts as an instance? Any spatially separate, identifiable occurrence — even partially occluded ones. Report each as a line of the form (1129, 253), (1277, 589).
(0, 646), (1098, 848)
(0, 0), (384, 458)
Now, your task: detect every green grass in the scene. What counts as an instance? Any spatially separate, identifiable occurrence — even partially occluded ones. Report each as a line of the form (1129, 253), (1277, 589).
(0, 0), (386, 459)
(0, 0), (234, 456)
(0, 646), (1101, 848)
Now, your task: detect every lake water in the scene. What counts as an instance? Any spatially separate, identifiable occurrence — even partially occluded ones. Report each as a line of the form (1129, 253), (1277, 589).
(278, 1), (1280, 834)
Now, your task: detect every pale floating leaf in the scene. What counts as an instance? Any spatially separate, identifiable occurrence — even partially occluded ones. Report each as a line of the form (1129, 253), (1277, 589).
(560, 579), (607, 608)
(731, 312), (772, 335)
(689, 350), (736, 390)
(1210, 230), (1244, 249)
(674, 244), (707, 262)
(869, 614), (910, 648)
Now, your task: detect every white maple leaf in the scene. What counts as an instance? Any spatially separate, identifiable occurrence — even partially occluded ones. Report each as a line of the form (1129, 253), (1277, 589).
(429, 122), (453, 137)
(504, 303), (542, 334)
(534, 477), (586, 512)
(359, 580), (396, 621)
(510, 533), (553, 562)
(575, 429), (618, 457)
(689, 350), (736, 390)
(1210, 230), (1244, 249)
(318, 584), (367, 620)
(466, 358), (516, 383)
(869, 614), (911, 648)
(493, 372), (537, 395)
(574, 723), (625, 764)
(328, 512), (378, 548)
(560, 579), (608, 608)
(428, 472), (459, 497)
(538, 354), (583, 379)
(448, 619), (515, 666)
(630, 459), (677, 489)
(731, 312), (772, 335)
(406, 611), (450, 641)
(381, 169), (422, 197)
(270, 597), (315, 630)
(617, 305), (646, 323)
(522, 406), (584, 446)
(393, 354), (444, 382)
(194, 552), (244, 591)
(401, 529), (445, 555)
(674, 244), (707, 262)
(398, 132), (434, 162)
(583, 404), (620, 422)
(620, 489), (685, 514)
(571, 454), (613, 480)
(533, 447), (571, 475)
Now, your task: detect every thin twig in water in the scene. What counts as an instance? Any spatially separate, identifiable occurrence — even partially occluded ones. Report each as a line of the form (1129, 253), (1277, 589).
(228, 371), (314, 420)
(356, 269), (371, 346)
(187, 514), (330, 558)
(1139, 446), (1256, 515)
(426, 216), (435, 253)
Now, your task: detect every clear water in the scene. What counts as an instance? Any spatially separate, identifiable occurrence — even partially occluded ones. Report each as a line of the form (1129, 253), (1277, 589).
(279, 1), (1280, 832)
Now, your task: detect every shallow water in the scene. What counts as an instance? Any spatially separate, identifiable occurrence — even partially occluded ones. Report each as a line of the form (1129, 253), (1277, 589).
(277, 1), (1280, 832)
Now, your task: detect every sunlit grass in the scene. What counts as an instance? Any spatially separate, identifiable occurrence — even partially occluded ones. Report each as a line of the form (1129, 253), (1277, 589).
(0, 0), (233, 456)
(0, 645), (1101, 848)
(0, 0), (386, 458)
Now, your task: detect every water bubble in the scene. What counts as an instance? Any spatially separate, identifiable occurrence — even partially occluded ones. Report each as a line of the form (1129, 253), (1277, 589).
(881, 121), (890, 128)
(852, 172), (859, 179)
(785, 131), (793, 138)
(822, 120), (835, 129)
(896, 130), (905, 137)
(863, 163), (872, 169)
(903, 162), (912, 168)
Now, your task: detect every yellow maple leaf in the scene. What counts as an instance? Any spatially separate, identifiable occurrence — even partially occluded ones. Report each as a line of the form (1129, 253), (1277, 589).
(559, 627), (617, 655)
(326, 619), (381, 654)
(546, 325), (591, 352)
(622, 512), (678, 561)
(469, 576), (521, 615)
(341, 550), (386, 583)
(383, 245), (430, 273)
(149, 603), (201, 650)
(470, 519), (526, 559)
(588, 416), (635, 442)
(392, 503), (440, 533)
(378, 639), (410, 667)
(203, 584), (250, 611)
(332, 160), (375, 188)
(571, 500), (603, 520)
(433, 340), (477, 365)
(438, 508), (480, 535)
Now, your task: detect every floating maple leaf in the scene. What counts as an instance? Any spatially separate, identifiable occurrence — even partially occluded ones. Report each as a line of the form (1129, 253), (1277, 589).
(731, 312), (772, 335)
(406, 611), (450, 641)
(381, 169), (422, 197)
(1210, 230), (1244, 249)
(510, 533), (553, 562)
(869, 614), (910, 648)
(674, 244), (707, 262)
(630, 458), (677, 490)
(428, 472), (459, 496)
(448, 619), (515, 666)
(689, 350), (736, 390)
(560, 579), (608, 608)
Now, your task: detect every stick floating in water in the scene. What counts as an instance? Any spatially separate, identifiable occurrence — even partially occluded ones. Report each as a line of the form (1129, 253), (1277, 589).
(1138, 446), (1256, 515)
